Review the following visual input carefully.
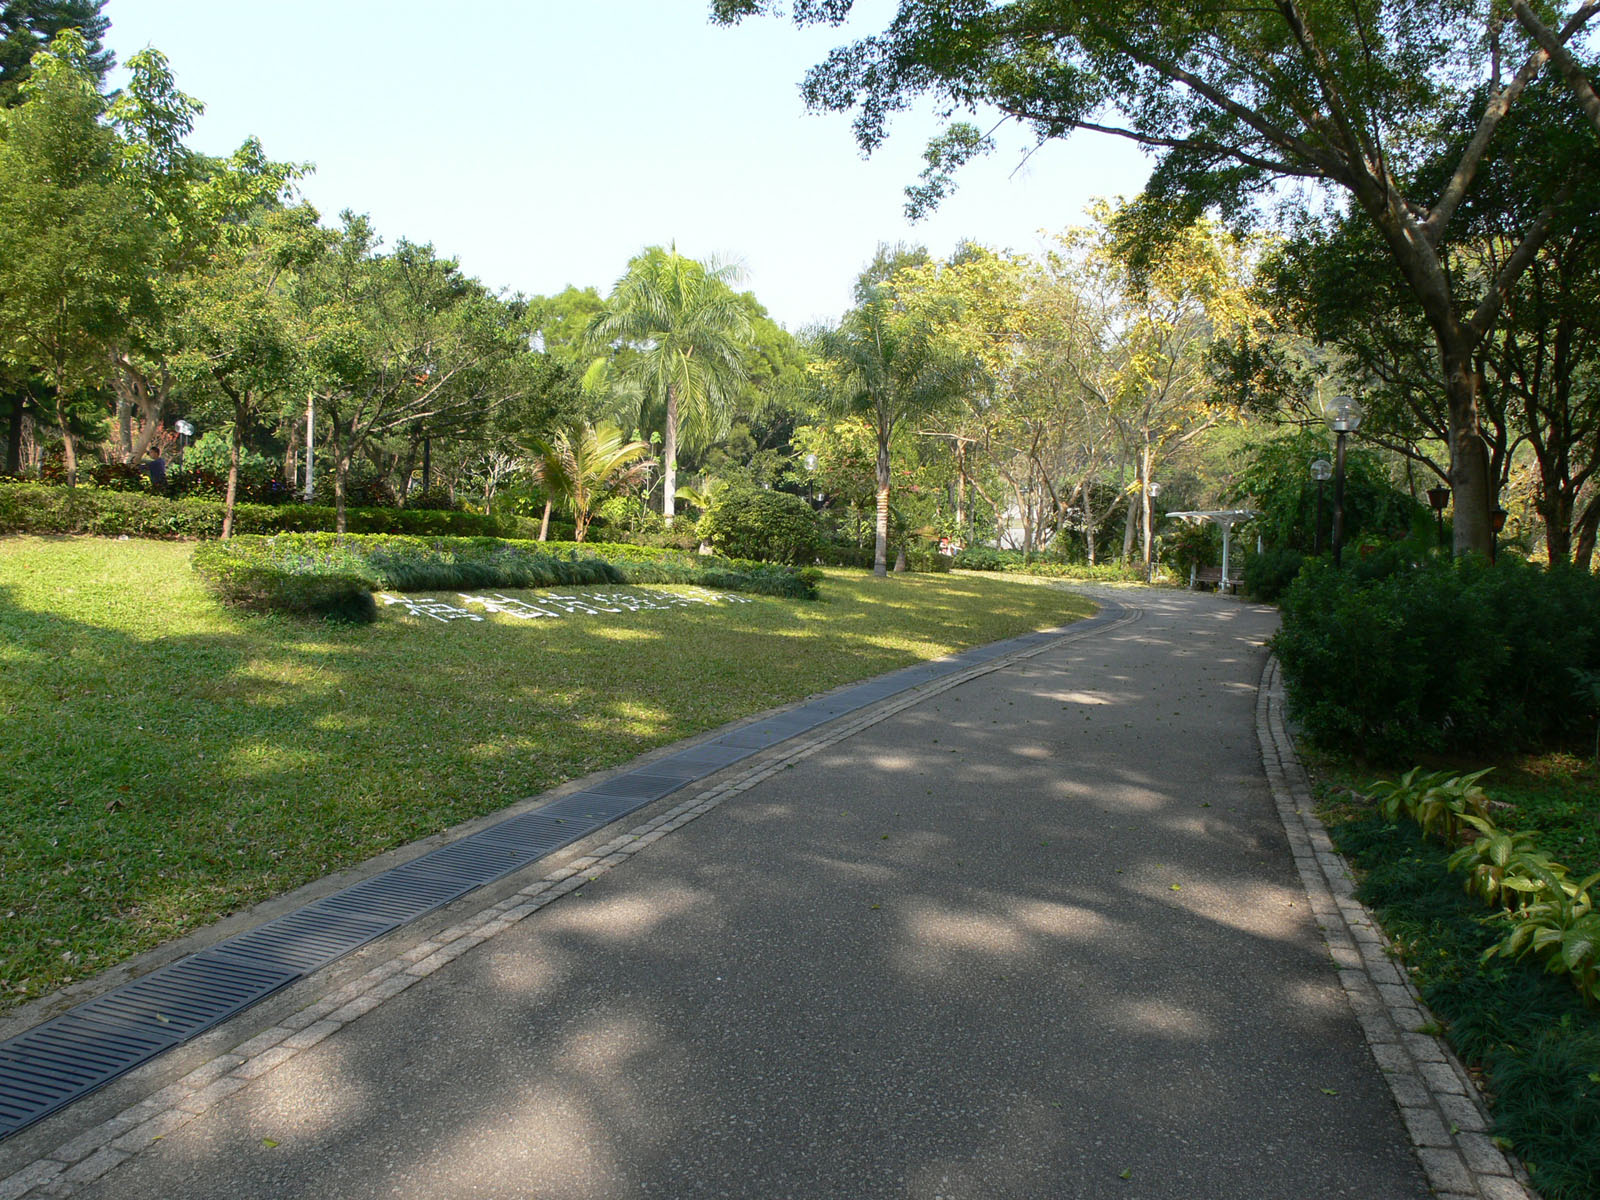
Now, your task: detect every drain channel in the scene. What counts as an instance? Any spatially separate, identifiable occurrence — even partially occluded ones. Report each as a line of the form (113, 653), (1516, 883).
(0, 604), (1122, 1139)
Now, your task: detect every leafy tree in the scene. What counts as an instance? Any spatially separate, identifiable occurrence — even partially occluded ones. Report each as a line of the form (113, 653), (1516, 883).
(530, 285), (606, 368)
(0, 0), (109, 107)
(712, 0), (1600, 557)
(526, 419), (653, 542)
(589, 246), (752, 526)
(0, 30), (147, 484)
(291, 216), (533, 532)
(171, 204), (325, 536)
(1225, 427), (1421, 554)
(811, 246), (973, 575)
(697, 484), (820, 563)
(1253, 68), (1600, 567)
(102, 47), (300, 467)
(1512, 0), (1600, 136)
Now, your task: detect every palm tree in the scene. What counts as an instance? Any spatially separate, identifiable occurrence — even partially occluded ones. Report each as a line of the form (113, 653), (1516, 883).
(527, 419), (653, 542)
(813, 269), (972, 576)
(588, 246), (750, 526)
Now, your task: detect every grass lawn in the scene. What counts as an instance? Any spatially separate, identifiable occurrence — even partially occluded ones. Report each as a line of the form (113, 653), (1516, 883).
(0, 536), (1097, 1013)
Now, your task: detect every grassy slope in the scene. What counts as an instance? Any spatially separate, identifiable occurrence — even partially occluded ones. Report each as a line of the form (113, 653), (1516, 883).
(0, 536), (1095, 1012)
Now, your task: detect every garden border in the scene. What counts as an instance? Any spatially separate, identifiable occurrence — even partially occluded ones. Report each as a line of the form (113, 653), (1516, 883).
(1257, 654), (1539, 1200)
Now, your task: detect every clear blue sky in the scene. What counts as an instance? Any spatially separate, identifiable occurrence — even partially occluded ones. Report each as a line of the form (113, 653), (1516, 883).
(103, 0), (1151, 330)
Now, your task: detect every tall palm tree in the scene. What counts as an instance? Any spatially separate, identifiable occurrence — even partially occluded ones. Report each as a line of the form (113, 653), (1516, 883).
(588, 246), (751, 526)
(813, 275), (972, 576)
(527, 419), (653, 542)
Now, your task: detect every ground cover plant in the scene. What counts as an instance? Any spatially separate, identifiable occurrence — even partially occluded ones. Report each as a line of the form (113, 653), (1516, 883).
(0, 535), (1095, 1014)
(190, 533), (821, 620)
(1315, 753), (1600, 1199)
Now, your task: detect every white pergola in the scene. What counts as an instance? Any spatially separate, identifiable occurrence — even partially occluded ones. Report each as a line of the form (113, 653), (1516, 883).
(1164, 509), (1260, 586)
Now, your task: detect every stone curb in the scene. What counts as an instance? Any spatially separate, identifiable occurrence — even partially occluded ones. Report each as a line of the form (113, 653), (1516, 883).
(1256, 655), (1540, 1200)
(1, 599), (1139, 1199)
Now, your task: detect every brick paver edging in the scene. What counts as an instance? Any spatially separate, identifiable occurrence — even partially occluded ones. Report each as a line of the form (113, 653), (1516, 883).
(1256, 655), (1539, 1200)
(0, 601), (1140, 1200)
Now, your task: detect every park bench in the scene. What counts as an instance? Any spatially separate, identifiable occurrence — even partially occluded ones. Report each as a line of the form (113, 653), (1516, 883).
(1189, 564), (1240, 594)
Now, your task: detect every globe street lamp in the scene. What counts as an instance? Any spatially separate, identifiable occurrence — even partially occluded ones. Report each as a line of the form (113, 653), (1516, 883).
(1310, 459), (1332, 555)
(1322, 395), (1364, 566)
(1427, 484), (1451, 549)
(1144, 480), (1162, 581)
(174, 419), (195, 493)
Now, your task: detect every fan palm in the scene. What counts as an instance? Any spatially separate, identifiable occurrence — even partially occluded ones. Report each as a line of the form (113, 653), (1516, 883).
(526, 419), (653, 542)
(588, 246), (751, 526)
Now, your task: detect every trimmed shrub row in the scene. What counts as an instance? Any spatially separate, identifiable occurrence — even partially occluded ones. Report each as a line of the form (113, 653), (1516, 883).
(954, 546), (1144, 582)
(1274, 557), (1600, 758)
(191, 533), (821, 620)
(0, 480), (554, 540)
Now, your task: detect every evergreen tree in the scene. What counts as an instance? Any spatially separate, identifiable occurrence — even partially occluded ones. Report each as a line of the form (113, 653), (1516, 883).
(0, 1), (111, 106)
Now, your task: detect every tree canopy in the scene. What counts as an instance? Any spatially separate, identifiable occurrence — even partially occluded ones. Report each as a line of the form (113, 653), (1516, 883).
(712, 0), (1600, 557)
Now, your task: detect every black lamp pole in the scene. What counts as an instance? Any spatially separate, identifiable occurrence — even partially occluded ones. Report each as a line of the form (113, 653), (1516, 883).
(1311, 459), (1332, 556)
(1324, 396), (1363, 567)
(1427, 484), (1451, 549)
(1332, 433), (1347, 566)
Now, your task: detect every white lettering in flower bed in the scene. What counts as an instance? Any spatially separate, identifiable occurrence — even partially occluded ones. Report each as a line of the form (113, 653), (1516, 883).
(380, 589), (755, 625)
(378, 593), (483, 622)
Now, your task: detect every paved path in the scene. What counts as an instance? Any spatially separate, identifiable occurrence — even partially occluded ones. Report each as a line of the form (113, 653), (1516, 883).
(12, 590), (1440, 1198)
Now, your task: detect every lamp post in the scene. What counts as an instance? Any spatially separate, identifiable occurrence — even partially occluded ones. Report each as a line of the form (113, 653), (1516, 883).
(174, 419), (194, 494)
(1322, 395), (1364, 567)
(1427, 484), (1451, 549)
(1144, 481), (1162, 581)
(1310, 459), (1332, 555)
(1490, 505), (1508, 564)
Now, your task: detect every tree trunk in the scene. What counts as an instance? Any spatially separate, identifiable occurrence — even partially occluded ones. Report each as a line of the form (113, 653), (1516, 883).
(662, 384), (679, 527)
(3, 390), (23, 476)
(57, 411), (78, 487)
(1139, 441), (1155, 580)
(1538, 485), (1573, 565)
(303, 393), (316, 501)
(1442, 350), (1494, 557)
(282, 417), (299, 493)
(1573, 496), (1600, 571)
(954, 443), (966, 531)
(538, 499), (551, 541)
(1121, 489), (1138, 563)
(874, 430), (891, 577)
(331, 432), (350, 535)
(223, 419), (242, 540)
(117, 397), (133, 463)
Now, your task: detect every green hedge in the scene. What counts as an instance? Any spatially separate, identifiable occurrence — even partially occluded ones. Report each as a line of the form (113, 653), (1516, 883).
(0, 480), (545, 540)
(1274, 558), (1600, 758)
(190, 540), (381, 622)
(953, 546), (1143, 582)
(697, 486), (820, 565)
(191, 533), (821, 620)
(1241, 546), (1307, 602)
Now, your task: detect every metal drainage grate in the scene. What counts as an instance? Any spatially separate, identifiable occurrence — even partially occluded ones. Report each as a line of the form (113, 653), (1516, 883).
(0, 606), (1117, 1141)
